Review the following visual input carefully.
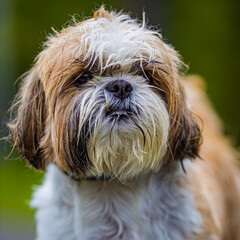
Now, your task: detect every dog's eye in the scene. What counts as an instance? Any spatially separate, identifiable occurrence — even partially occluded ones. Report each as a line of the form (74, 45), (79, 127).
(142, 71), (154, 83)
(74, 72), (92, 86)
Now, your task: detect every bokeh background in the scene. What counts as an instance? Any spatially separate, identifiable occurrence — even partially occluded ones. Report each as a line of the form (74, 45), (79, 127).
(0, 0), (239, 239)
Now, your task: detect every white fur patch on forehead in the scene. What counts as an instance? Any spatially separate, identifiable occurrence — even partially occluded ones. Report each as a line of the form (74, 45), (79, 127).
(72, 11), (166, 71)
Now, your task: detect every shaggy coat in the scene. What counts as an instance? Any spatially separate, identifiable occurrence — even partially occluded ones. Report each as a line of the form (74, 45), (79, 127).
(9, 8), (240, 240)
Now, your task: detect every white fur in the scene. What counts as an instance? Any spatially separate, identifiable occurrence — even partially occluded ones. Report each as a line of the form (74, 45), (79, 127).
(31, 163), (202, 240)
(52, 14), (162, 71)
(45, 11), (182, 78)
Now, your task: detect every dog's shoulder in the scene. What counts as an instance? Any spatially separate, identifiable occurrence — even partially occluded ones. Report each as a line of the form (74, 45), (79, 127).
(183, 75), (240, 239)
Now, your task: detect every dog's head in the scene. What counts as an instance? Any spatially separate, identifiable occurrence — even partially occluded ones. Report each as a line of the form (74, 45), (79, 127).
(9, 8), (201, 181)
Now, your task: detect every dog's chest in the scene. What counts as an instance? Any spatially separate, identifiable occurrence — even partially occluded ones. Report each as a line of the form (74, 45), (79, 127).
(32, 165), (202, 240)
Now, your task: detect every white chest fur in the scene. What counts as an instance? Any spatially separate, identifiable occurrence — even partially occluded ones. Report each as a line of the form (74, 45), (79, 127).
(31, 164), (202, 240)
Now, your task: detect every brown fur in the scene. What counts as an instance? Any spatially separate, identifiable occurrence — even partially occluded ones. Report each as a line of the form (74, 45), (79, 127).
(184, 76), (240, 239)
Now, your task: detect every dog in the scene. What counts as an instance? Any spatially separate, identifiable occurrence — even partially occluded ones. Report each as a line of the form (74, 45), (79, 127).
(9, 7), (240, 240)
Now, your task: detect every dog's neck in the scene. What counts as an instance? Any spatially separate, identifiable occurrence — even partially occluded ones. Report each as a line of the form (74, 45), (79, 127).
(62, 171), (112, 181)
(32, 163), (202, 240)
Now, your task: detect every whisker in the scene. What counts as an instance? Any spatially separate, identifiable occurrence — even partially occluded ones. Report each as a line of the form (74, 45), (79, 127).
(168, 115), (183, 127)
(136, 116), (153, 147)
(142, 57), (165, 66)
(129, 116), (146, 148)
(148, 58), (164, 66)
(109, 118), (117, 149)
(167, 143), (174, 163)
(72, 57), (86, 64)
(151, 60), (164, 65)
(156, 67), (169, 75)
(149, 85), (168, 94)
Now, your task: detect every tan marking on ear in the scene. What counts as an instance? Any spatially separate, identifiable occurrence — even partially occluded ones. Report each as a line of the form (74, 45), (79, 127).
(8, 69), (48, 170)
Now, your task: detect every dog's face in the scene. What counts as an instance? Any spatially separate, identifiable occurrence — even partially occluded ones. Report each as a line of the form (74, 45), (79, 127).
(9, 8), (201, 181)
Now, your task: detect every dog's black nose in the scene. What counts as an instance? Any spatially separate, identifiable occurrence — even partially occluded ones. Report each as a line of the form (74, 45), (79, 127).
(105, 80), (133, 99)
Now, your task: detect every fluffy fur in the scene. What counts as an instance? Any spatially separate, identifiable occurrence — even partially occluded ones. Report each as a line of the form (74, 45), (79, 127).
(9, 7), (240, 240)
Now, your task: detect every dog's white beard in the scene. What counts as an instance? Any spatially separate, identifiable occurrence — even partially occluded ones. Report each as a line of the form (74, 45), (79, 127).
(76, 84), (169, 181)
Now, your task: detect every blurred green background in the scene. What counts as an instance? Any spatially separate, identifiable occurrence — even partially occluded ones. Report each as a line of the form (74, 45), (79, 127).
(0, 0), (239, 239)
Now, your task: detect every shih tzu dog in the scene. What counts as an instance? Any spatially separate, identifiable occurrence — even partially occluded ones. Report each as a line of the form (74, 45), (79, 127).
(9, 7), (240, 240)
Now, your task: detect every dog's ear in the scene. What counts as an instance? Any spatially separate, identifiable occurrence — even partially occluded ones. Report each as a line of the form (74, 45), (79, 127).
(166, 84), (202, 164)
(152, 43), (202, 165)
(8, 68), (47, 170)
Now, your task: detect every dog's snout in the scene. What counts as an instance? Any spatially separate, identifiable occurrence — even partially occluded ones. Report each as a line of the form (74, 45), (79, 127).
(105, 80), (133, 99)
